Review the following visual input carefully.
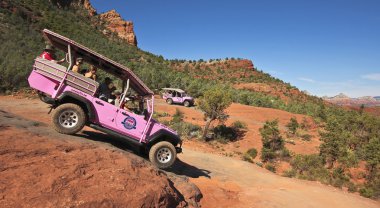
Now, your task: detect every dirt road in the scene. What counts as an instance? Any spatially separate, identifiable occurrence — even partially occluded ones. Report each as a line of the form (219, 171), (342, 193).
(1, 96), (379, 208)
(175, 149), (379, 208)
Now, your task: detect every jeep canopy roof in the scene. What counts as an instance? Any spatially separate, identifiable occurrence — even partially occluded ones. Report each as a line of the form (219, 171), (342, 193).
(42, 29), (153, 96)
(162, 88), (185, 93)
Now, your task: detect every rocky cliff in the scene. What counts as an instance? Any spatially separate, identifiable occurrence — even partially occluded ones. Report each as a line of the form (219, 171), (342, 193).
(99, 9), (137, 46)
(48, 0), (137, 46)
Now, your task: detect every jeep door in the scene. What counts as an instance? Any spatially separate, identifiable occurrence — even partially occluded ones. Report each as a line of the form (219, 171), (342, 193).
(173, 91), (183, 103)
(114, 109), (147, 140)
(92, 97), (118, 129)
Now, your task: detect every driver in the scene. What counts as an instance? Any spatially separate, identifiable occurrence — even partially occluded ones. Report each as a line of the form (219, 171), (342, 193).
(39, 45), (65, 64)
(99, 77), (116, 102)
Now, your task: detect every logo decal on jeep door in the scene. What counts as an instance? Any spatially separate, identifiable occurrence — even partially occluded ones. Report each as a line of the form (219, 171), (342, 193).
(121, 116), (137, 130)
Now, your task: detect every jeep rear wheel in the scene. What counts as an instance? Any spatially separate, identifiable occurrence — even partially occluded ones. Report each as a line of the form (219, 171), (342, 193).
(166, 98), (173, 105)
(52, 103), (86, 135)
(184, 100), (190, 107)
(149, 141), (176, 169)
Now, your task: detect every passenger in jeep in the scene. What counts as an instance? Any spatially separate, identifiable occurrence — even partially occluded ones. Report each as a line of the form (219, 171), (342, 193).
(39, 45), (65, 64)
(85, 65), (97, 80)
(71, 57), (83, 73)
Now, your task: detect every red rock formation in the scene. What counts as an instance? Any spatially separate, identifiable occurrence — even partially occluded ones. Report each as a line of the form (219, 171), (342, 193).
(49, 0), (137, 46)
(99, 9), (137, 46)
(82, 0), (96, 16)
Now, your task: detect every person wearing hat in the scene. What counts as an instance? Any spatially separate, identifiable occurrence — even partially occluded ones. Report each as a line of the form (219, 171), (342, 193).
(72, 57), (83, 73)
(39, 45), (65, 63)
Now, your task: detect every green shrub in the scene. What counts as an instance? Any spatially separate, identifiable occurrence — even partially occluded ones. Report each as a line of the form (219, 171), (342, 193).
(255, 161), (263, 167)
(300, 117), (311, 130)
(170, 121), (201, 139)
(242, 153), (253, 163)
(232, 120), (247, 130)
(265, 163), (276, 173)
(290, 154), (330, 182)
(330, 167), (350, 188)
(260, 120), (288, 162)
(242, 148), (258, 163)
(286, 117), (299, 135)
(154, 111), (170, 118)
(279, 148), (292, 159)
(213, 125), (238, 143)
(246, 148), (258, 159)
(300, 133), (312, 141)
(359, 187), (374, 198)
(283, 169), (296, 178)
(172, 108), (184, 123)
(261, 148), (276, 162)
(347, 182), (357, 193)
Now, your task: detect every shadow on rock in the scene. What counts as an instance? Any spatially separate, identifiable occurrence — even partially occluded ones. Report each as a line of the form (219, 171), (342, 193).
(76, 130), (139, 153)
(167, 159), (211, 179)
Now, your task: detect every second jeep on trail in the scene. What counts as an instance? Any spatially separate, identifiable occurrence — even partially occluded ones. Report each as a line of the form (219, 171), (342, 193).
(162, 88), (194, 107)
(28, 29), (182, 169)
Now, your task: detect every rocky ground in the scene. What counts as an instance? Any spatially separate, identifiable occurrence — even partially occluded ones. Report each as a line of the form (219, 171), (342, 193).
(0, 96), (379, 208)
(0, 97), (201, 208)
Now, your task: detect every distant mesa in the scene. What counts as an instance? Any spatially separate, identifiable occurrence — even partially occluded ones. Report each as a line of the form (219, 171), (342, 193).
(323, 93), (380, 107)
(332, 93), (350, 99)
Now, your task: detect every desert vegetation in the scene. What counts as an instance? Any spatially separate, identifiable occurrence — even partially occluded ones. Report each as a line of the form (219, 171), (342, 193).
(260, 111), (380, 198)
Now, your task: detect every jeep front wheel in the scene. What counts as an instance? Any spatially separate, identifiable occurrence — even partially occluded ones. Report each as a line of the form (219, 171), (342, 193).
(149, 141), (176, 169)
(166, 99), (173, 105)
(184, 100), (190, 107)
(52, 103), (86, 135)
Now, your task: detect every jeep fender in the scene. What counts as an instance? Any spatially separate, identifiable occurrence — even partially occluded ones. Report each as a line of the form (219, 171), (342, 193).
(147, 129), (182, 147)
(57, 91), (96, 120)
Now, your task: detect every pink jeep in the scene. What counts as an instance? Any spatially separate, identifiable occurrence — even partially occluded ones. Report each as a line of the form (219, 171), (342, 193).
(28, 29), (182, 169)
(162, 88), (194, 107)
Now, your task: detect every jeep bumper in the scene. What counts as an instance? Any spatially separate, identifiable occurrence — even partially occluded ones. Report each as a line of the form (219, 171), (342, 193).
(175, 146), (182, 153)
(176, 140), (183, 153)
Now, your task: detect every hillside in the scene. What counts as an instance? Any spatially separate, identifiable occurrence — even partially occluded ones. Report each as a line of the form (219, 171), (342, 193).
(0, 0), (321, 109)
(170, 58), (316, 104)
(1, 0), (380, 202)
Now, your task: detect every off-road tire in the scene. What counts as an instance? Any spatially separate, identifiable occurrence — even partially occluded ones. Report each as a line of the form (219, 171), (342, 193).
(52, 103), (86, 135)
(149, 141), (176, 169)
(184, 100), (190, 107)
(166, 98), (173, 105)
